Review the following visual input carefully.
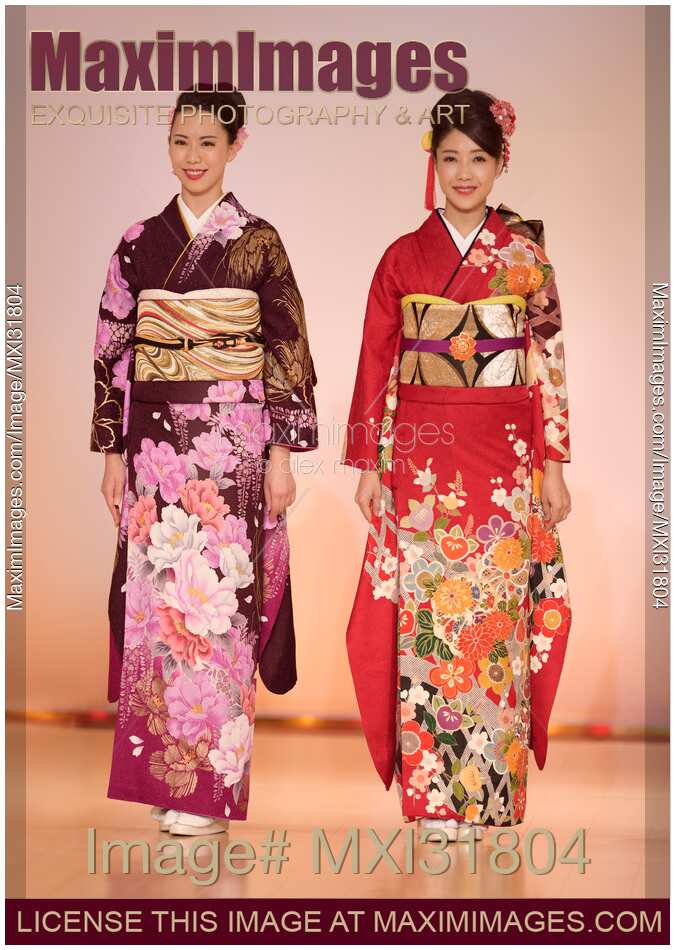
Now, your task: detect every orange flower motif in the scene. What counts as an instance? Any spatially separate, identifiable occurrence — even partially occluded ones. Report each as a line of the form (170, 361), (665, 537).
(527, 265), (544, 293)
(527, 512), (545, 536)
(401, 720), (434, 765)
(532, 466), (544, 499)
(534, 598), (571, 637)
(516, 745), (528, 783)
(505, 738), (523, 774)
(432, 577), (474, 615)
(483, 610), (514, 642)
(449, 332), (477, 361)
(505, 264), (531, 294)
(400, 609), (415, 635)
(458, 622), (496, 661)
(492, 537), (524, 570)
(513, 785), (527, 820)
(429, 657), (475, 699)
(514, 617), (527, 642)
(477, 656), (512, 695)
(531, 526), (557, 563)
(459, 764), (483, 793)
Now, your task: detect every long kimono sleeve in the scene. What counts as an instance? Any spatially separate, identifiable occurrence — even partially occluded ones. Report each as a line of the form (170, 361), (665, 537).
(525, 261), (571, 463)
(90, 232), (140, 453)
(340, 245), (403, 471)
(257, 227), (318, 451)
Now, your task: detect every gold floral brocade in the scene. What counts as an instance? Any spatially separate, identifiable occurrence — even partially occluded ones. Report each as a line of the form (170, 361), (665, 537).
(399, 296), (526, 388)
(134, 291), (264, 382)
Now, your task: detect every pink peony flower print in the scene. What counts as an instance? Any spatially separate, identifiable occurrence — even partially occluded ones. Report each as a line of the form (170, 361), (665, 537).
(163, 549), (238, 637)
(240, 682), (256, 723)
(102, 254), (135, 320)
(93, 319), (112, 358)
(156, 605), (214, 669)
(112, 350), (131, 390)
(124, 575), (160, 648)
(123, 221), (144, 242)
(164, 670), (230, 744)
(134, 438), (189, 504)
(221, 637), (254, 686)
(262, 505), (280, 530)
(229, 404), (271, 454)
(207, 380), (246, 403)
(247, 379), (266, 402)
(208, 713), (254, 787)
(203, 514), (252, 569)
(172, 403), (211, 422)
(179, 478), (230, 529)
(128, 494), (158, 544)
(202, 201), (247, 244)
(187, 429), (238, 473)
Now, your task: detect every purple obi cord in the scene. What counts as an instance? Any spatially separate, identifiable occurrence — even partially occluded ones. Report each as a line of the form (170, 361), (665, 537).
(401, 336), (525, 353)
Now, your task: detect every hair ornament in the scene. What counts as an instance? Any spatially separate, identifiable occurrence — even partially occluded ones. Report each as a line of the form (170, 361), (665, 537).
(489, 98), (516, 169)
(228, 125), (249, 157)
(421, 130), (435, 210)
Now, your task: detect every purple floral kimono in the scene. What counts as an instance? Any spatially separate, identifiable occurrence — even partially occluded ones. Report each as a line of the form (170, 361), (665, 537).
(90, 192), (318, 820)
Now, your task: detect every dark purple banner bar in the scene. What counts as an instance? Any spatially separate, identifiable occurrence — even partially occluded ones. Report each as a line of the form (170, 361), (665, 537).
(5, 899), (670, 945)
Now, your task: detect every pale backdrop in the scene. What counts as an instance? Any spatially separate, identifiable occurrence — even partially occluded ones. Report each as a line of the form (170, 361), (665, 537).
(25, 6), (647, 726)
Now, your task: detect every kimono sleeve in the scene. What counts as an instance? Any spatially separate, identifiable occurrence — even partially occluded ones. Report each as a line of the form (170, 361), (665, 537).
(90, 230), (140, 453)
(525, 259), (571, 463)
(340, 244), (402, 472)
(257, 227), (318, 451)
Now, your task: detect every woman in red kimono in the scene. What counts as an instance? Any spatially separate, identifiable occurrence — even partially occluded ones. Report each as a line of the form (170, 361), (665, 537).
(341, 90), (571, 841)
(91, 87), (318, 836)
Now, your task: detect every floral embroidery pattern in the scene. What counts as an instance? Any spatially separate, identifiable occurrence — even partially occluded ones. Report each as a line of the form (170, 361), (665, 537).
(113, 383), (271, 817)
(178, 201), (248, 284)
(367, 413), (569, 826)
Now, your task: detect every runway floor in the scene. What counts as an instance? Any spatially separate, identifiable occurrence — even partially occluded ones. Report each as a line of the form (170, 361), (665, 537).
(11, 723), (667, 899)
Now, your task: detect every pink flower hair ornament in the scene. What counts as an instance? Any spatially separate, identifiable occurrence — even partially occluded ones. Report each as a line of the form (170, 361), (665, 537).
(228, 125), (248, 158)
(489, 98), (516, 169)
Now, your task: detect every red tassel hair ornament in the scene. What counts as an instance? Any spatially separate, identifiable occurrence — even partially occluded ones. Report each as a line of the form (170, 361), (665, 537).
(421, 130), (435, 210)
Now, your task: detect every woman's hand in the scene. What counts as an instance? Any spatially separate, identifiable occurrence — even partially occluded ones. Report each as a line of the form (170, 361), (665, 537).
(540, 459), (572, 529)
(264, 445), (296, 519)
(101, 452), (126, 527)
(355, 470), (382, 522)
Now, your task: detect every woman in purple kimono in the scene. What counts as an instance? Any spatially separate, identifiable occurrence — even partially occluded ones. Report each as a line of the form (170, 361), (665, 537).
(91, 87), (318, 835)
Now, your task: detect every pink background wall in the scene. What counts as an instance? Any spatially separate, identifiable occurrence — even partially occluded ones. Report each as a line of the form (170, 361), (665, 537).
(26, 6), (647, 726)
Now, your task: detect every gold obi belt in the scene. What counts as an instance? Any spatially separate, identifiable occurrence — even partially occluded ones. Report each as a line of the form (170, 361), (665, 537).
(399, 293), (527, 387)
(133, 288), (264, 382)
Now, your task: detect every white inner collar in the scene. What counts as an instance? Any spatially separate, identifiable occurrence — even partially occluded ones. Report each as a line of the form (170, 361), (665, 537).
(178, 192), (225, 237)
(440, 210), (488, 256)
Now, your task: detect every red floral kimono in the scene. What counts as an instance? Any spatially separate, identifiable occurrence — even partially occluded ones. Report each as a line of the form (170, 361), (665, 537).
(341, 203), (571, 826)
(91, 192), (318, 820)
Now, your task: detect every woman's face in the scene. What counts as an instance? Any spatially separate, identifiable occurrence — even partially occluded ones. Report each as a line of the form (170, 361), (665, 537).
(435, 127), (503, 214)
(168, 109), (233, 198)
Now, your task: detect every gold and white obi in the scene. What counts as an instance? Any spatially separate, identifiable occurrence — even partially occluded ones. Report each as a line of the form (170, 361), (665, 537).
(399, 293), (527, 388)
(133, 288), (264, 382)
